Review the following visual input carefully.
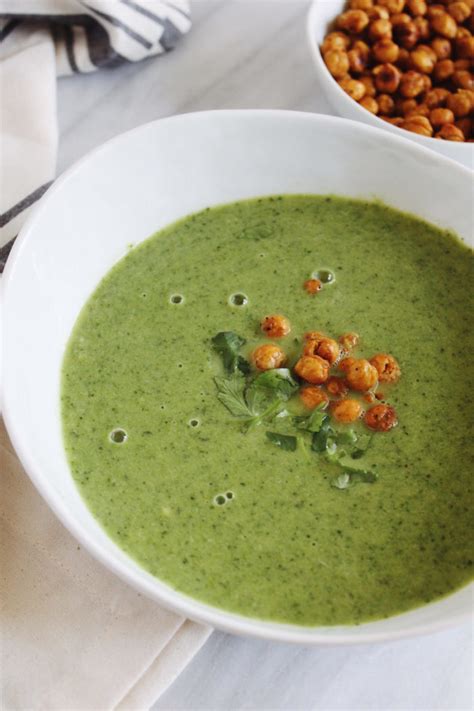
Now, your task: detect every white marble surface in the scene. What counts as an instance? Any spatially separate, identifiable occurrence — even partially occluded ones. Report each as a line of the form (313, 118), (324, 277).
(55, 1), (473, 709)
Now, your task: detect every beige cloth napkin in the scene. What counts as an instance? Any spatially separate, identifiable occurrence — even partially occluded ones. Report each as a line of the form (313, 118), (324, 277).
(0, 418), (212, 710)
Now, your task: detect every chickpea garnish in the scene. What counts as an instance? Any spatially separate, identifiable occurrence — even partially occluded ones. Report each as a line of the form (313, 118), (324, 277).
(322, 31), (351, 53)
(410, 45), (437, 72)
(425, 87), (450, 107)
(396, 47), (412, 68)
(299, 386), (329, 410)
(400, 70), (426, 96)
(365, 404), (398, 431)
(369, 353), (401, 382)
(326, 376), (350, 398)
(373, 38), (400, 62)
(381, 115), (404, 125)
(350, 0), (374, 9)
(379, 0), (406, 12)
(337, 9), (370, 33)
(339, 356), (356, 372)
(294, 355), (330, 385)
(406, 0), (427, 15)
(436, 122), (465, 139)
(345, 358), (379, 391)
(339, 332), (360, 351)
(433, 58), (455, 81)
(431, 37), (452, 59)
(324, 49), (350, 78)
(378, 92), (396, 113)
(349, 47), (369, 72)
(430, 106), (456, 127)
(303, 335), (341, 365)
(360, 74), (377, 95)
(401, 114), (434, 135)
(456, 35), (474, 58)
(406, 103), (430, 117)
(369, 17), (393, 40)
(447, 89), (472, 116)
(448, 1), (471, 23)
(430, 11), (458, 38)
(394, 20), (419, 48)
(360, 95), (380, 113)
(339, 76), (367, 100)
(456, 117), (472, 138)
(304, 278), (322, 294)
(373, 62), (402, 92)
(261, 315), (291, 339)
(452, 70), (474, 89)
(414, 16), (431, 39)
(252, 344), (286, 371)
(368, 5), (391, 20)
(331, 398), (364, 423)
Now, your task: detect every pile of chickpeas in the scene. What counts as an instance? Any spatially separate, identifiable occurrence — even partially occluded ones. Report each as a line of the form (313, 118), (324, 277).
(253, 315), (400, 432)
(321, 0), (474, 141)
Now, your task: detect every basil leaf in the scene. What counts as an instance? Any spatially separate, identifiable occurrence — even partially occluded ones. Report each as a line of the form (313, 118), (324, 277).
(265, 431), (297, 451)
(212, 332), (249, 374)
(214, 373), (254, 418)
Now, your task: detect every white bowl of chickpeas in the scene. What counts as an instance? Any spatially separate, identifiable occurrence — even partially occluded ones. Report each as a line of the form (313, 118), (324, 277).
(307, 0), (474, 169)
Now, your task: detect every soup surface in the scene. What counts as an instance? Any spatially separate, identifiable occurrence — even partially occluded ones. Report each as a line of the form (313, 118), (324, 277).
(62, 196), (473, 626)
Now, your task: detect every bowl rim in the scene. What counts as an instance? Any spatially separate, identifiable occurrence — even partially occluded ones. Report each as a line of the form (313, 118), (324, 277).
(306, 0), (474, 158)
(2, 109), (473, 645)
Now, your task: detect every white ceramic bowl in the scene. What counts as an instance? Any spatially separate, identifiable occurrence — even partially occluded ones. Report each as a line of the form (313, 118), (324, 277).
(307, 0), (474, 171)
(2, 110), (473, 644)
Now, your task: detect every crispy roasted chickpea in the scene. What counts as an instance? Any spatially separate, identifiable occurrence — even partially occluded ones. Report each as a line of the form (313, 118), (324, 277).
(396, 47), (412, 68)
(427, 4), (445, 19)
(337, 9), (370, 33)
(367, 5), (391, 20)
(399, 97), (418, 114)
(360, 74), (377, 96)
(430, 106), (455, 127)
(436, 122), (465, 139)
(360, 95), (380, 113)
(369, 18), (393, 40)
(299, 386), (329, 410)
(326, 376), (350, 398)
(456, 36), (474, 59)
(456, 117), (472, 137)
(378, 93), (396, 113)
(413, 16), (430, 39)
(433, 58), (455, 81)
(294, 355), (330, 384)
(373, 38), (400, 62)
(430, 11), (458, 38)
(401, 114), (434, 135)
(364, 392), (377, 403)
(348, 47), (369, 72)
(303, 335), (341, 365)
(364, 404), (398, 431)
(345, 358), (379, 392)
(350, 0), (374, 9)
(400, 70), (426, 96)
(252, 344), (286, 371)
(339, 76), (367, 100)
(454, 59), (471, 71)
(448, 1), (471, 23)
(391, 11), (411, 25)
(425, 86), (450, 107)
(378, 0), (406, 12)
(447, 89), (472, 116)
(406, 103), (431, 117)
(381, 115), (404, 125)
(410, 45), (437, 72)
(339, 332), (360, 351)
(406, 0), (427, 16)
(324, 49), (350, 79)
(394, 20), (420, 48)
(452, 70), (474, 89)
(260, 315), (291, 338)
(303, 278), (322, 294)
(431, 36), (452, 58)
(373, 62), (402, 92)
(421, 73), (432, 91)
(322, 31), (351, 53)
(331, 398), (364, 424)
(369, 353), (401, 382)
(339, 356), (356, 372)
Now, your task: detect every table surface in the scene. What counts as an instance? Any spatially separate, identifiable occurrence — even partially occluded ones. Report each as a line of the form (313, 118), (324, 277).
(56, 1), (473, 709)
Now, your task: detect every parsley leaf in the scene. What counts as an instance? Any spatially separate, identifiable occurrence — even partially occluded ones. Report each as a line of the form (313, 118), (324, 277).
(212, 332), (250, 374)
(311, 417), (332, 452)
(214, 372), (255, 418)
(265, 431), (297, 451)
(247, 368), (298, 403)
(295, 403), (329, 433)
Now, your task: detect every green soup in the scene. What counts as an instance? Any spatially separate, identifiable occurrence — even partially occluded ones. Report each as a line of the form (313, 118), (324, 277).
(61, 196), (473, 626)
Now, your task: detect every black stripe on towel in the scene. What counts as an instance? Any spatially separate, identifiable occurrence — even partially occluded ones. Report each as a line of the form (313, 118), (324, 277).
(63, 23), (80, 73)
(118, 0), (185, 50)
(0, 181), (53, 228)
(82, 2), (153, 49)
(0, 237), (15, 273)
(0, 18), (20, 42)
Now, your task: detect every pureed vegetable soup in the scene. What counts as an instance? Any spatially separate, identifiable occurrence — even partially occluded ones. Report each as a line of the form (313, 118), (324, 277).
(62, 196), (473, 626)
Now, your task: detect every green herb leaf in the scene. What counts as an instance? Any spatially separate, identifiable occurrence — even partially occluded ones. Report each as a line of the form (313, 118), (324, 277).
(212, 332), (249, 374)
(331, 469), (378, 490)
(214, 373), (255, 418)
(296, 404), (329, 433)
(265, 431), (297, 451)
(331, 473), (351, 489)
(311, 417), (332, 452)
(248, 368), (298, 401)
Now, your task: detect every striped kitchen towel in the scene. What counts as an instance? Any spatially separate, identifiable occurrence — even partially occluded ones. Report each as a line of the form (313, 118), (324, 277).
(0, 0), (191, 271)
